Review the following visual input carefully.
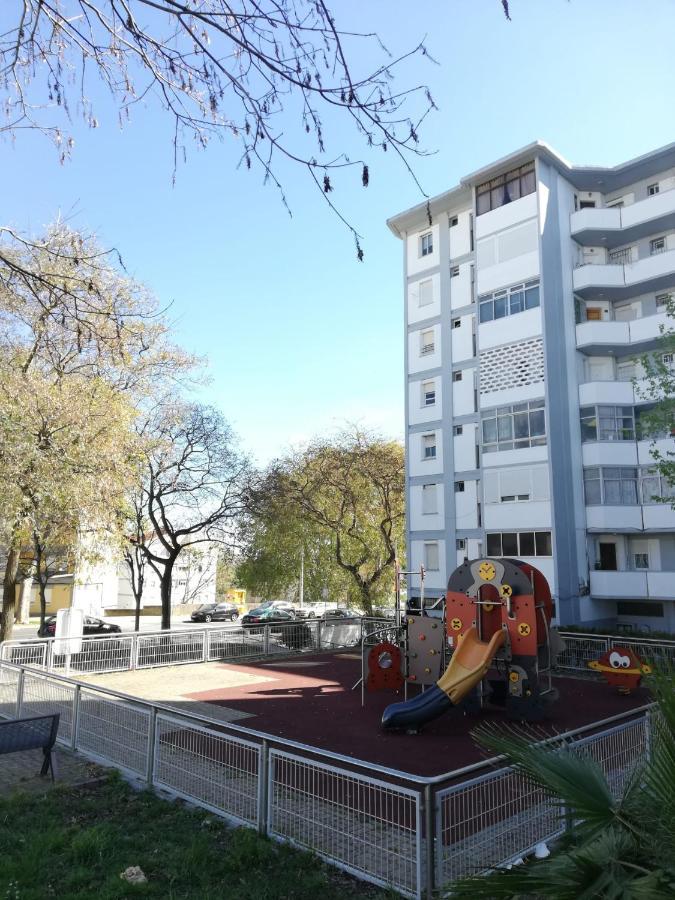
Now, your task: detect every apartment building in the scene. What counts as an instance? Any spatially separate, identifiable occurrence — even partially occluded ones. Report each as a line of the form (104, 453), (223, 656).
(388, 141), (675, 630)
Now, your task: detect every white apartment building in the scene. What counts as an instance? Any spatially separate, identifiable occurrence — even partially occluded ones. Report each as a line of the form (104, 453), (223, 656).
(388, 141), (675, 630)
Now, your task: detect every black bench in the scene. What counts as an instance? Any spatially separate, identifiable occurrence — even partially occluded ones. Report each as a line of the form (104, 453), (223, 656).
(0, 714), (60, 780)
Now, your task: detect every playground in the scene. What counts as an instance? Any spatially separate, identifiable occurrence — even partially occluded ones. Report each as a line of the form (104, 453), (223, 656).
(83, 651), (649, 777)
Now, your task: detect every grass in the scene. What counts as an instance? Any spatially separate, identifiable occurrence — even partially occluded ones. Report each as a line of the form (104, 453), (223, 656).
(0, 773), (397, 900)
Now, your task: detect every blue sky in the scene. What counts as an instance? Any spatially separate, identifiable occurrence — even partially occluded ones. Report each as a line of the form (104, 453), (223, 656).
(3, 0), (675, 463)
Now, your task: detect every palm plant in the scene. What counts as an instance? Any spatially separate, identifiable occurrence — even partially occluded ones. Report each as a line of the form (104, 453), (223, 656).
(450, 673), (675, 899)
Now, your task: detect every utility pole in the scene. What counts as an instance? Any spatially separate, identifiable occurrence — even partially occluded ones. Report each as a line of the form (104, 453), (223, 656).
(299, 547), (304, 610)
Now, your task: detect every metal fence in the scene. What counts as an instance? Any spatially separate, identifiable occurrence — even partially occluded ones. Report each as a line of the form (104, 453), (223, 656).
(0, 657), (654, 899)
(556, 631), (675, 672)
(0, 617), (380, 676)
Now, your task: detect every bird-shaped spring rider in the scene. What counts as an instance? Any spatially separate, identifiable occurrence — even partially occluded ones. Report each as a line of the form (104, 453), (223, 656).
(588, 647), (651, 694)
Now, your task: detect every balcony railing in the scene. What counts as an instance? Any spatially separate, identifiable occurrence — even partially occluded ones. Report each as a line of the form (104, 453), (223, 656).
(608, 247), (634, 265)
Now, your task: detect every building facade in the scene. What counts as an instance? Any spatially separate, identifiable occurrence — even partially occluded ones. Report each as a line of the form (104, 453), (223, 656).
(388, 141), (675, 630)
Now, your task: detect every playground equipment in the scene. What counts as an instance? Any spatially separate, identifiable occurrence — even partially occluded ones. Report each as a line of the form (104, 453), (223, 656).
(588, 646), (651, 694)
(380, 557), (557, 731)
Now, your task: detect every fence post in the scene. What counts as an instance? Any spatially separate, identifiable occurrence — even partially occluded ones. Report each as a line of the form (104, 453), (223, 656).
(263, 626), (270, 657)
(258, 738), (269, 835)
(71, 684), (81, 751)
(645, 708), (652, 761)
(424, 783), (435, 899)
(202, 630), (208, 663)
(47, 639), (54, 674)
(132, 634), (139, 671)
(317, 620), (322, 652)
(16, 668), (25, 717)
(146, 706), (158, 786)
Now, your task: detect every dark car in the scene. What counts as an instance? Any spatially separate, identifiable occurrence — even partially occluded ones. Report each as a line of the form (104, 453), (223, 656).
(320, 608), (360, 620)
(241, 607), (296, 628)
(190, 602), (239, 623)
(37, 615), (122, 638)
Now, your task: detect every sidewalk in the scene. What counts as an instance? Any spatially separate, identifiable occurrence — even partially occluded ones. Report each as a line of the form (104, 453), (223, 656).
(1, 746), (106, 796)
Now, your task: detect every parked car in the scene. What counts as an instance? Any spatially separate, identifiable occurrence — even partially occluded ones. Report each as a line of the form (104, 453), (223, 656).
(37, 615), (122, 638)
(320, 608), (361, 620)
(241, 607), (296, 628)
(259, 600), (296, 614)
(190, 602), (239, 623)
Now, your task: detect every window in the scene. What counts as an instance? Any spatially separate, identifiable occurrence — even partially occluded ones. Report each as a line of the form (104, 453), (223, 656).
(580, 406), (635, 442)
(450, 215), (458, 227)
(606, 199), (624, 209)
(479, 281), (540, 323)
(421, 232), (433, 256)
(453, 425), (463, 436)
(452, 371), (463, 382)
(420, 329), (435, 355)
(450, 265), (460, 278)
(617, 601), (663, 617)
(452, 318), (461, 328)
(584, 466), (673, 505)
(484, 465), (549, 504)
(424, 542), (439, 571)
(476, 162), (536, 216)
(454, 481), (465, 492)
(579, 200), (596, 210)
(456, 538), (466, 551)
(640, 468), (674, 504)
(634, 553), (649, 570)
(650, 236), (666, 255)
(481, 399), (546, 453)
(421, 483), (437, 515)
(648, 183), (660, 196)
(422, 380), (436, 406)
(609, 246), (633, 264)
(485, 531), (552, 557)
(418, 279), (433, 307)
(422, 433), (436, 460)
(656, 292), (672, 310)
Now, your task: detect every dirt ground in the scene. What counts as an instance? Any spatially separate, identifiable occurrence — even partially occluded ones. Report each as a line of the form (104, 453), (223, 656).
(82, 653), (650, 777)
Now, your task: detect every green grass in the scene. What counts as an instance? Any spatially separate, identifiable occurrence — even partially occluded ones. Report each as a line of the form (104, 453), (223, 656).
(0, 773), (397, 900)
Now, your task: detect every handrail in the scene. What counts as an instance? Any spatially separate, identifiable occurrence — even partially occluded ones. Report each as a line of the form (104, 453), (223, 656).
(558, 630), (675, 647)
(0, 658), (653, 789)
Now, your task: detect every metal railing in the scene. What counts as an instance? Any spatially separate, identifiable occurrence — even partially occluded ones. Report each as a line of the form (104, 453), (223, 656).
(0, 617), (382, 676)
(556, 631), (675, 672)
(0, 656), (654, 899)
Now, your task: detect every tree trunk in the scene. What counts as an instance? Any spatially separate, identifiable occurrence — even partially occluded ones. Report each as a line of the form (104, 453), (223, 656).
(0, 546), (21, 643)
(134, 594), (141, 633)
(38, 580), (48, 630)
(160, 563), (174, 630)
(359, 583), (374, 617)
(17, 575), (33, 624)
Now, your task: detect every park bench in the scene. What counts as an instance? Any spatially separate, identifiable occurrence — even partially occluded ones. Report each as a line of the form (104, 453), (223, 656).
(0, 713), (60, 780)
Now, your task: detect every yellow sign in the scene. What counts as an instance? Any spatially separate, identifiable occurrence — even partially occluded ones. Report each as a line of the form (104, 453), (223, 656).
(509, 671), (519, 683)
(478, 561), (496, 581)
(450, 617), (462, 631)
(517, 622), (531, 636)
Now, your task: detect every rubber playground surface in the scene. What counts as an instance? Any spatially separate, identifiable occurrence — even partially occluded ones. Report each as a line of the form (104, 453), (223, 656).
(178, 652), (649, 777)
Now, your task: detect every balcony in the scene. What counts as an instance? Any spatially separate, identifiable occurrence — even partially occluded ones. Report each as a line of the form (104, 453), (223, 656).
(590, 570), (647, 598)
(573, 249), (675, 300)
(578, 381), (634, 407)
(585, 506), (643, 532)
(576, 311), (670, 354)
(571, 187), (675, 248)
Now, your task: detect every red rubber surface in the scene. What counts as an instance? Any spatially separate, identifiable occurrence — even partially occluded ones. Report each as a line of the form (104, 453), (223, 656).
(186, 653), (649, 777)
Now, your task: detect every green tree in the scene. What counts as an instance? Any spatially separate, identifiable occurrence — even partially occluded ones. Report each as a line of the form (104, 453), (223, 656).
(639, 297), (675, 500)
(450, 674), (675, 899)
(0, 224), (193, 641)
(248, 429), (404, 615)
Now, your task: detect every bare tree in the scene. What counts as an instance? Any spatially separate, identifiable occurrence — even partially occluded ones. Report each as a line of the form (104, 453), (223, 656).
(0, 1), (449, 255)
(140, 401), (248, 629)
(120, 489), (148, 633)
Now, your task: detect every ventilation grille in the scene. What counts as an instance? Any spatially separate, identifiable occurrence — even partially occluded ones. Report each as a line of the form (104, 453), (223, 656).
(479, 337), (544, 395)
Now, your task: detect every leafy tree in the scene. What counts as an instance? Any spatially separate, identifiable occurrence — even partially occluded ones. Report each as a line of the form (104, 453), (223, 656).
(0, 224), (193, 641)
(237, 495), (352, 605)
(138, 400), (249, 629)
(639, 297), (675, 500)
(249, 429), (404, 614)
(449, 673), (675, 899)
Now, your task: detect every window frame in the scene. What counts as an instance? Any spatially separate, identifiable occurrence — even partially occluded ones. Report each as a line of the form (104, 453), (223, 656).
(423, 541), (440, 571)
(485, 531), (552, 557)
(580, 405), (635, 443)
(476, 162), (536, 216)
(481, 399), (546, 453)
(419, 329), (435, 356)
(421, 380), (436, 407)
(422, 433), (437, 460)
(420, 232), (433, 257)
(650, 235), (666, 256)
(647, 183), (660, 197)
(479, 280), (540, 324)
(452, 371), (463, 383)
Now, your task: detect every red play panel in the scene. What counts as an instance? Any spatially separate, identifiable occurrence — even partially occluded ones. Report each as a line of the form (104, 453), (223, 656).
(186, 653), (649, 778)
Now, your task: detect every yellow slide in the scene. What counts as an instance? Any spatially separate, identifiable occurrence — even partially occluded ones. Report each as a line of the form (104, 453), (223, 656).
(438, 626), (506, 704)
